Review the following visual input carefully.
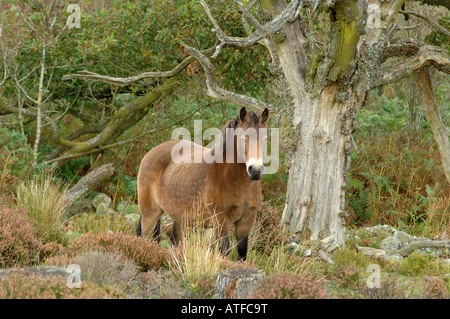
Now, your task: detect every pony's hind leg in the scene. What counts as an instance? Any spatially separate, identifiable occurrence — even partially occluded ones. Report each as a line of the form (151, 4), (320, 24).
(139, 202), (163, 242)
(170, 220), (183, 246)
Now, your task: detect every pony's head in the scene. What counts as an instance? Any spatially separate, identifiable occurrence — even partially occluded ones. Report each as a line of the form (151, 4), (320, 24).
(222, 107), (269, 181)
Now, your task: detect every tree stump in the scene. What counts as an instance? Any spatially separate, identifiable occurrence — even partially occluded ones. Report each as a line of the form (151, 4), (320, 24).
(216, 269), (266, 299)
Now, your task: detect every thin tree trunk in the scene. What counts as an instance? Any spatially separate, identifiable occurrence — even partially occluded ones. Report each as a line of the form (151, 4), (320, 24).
(33, 44), (46, 167)
(416, 67), (450, 185)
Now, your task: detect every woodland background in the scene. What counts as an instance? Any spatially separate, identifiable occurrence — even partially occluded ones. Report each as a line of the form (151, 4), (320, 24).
(0, 0), (448, 299)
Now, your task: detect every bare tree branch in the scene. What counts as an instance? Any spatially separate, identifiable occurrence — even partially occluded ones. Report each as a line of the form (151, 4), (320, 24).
(43, 104), (202, 165)
(416, 67), (450, 185)
(62, 47), (216, 85)
(181, 42), (273, 113)
(200, 0), (302, 58)
(399, 10), (450, 37)
(372, 45), (450, 89)
(380, 38), (420, 63)
(406, 0), (450, 11)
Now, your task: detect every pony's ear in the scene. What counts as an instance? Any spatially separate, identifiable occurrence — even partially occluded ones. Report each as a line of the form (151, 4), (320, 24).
(261, 108), (269, 123)
(239, 107), (247, 122)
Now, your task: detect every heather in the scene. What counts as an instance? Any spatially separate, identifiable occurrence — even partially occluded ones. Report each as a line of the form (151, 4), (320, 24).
(0, 0), (448, 301)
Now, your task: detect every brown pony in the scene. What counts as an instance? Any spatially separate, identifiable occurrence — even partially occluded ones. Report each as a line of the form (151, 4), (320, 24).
(136, 107), (268, 260)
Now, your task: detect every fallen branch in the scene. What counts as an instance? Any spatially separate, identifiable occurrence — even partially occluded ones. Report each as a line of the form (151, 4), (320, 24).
(357, 239), (450, 259)
(394, 240), (450, 257)
(65, 162), (116, 203)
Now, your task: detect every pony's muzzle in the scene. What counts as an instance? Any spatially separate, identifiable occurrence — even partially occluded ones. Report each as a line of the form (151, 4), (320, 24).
(247, 163), (264, 180)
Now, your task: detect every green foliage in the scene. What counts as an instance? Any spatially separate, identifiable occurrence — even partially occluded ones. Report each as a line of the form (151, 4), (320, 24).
(347, 91), (449, 236)
(346, 176), (370, 223)
(59, 157), (90, 183)
(398, 252), (445, 277)
(425, 16), (450, 54)
(357, 96), (408, 135)
(67, 212), (135, 236)
(0, 127), (34, 193)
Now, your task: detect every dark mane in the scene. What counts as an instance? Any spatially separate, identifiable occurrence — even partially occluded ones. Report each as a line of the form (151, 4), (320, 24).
(247, 111), (260, 126)
(215, 110), (262, 156)
(222, 110), (261, 131)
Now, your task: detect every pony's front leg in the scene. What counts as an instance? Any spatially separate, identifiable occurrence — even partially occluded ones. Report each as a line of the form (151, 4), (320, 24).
(214, 220), (231, 257)
(218, 234), (230, 256)
(235, 208), (257, 261)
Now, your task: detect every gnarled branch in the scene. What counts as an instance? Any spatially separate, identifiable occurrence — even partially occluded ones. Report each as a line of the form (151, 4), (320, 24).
(62, 47), (215, 85)
(380, 38), (421, 63)
(201, 0), (302, 58)
(399, 10), (450, 37)
(65, 162), (116, 203)
(181, 42), (273, 113)
(372, 45), (450, 89)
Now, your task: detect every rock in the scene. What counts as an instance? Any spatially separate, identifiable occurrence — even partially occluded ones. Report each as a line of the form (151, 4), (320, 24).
(318, 249), (334, 264)
(96, 202), (110, 215)
(117, 201), (139, 215)
(380, 236), (402, 251)
(287, 234), (300, 245)
(303, 249), (312, 257)
(92, 193), (112, 210)
(365, 225), (396, 238)
(394, 231), (412, 246)
(68, 198), (93, 216)
(320, 236), (340, 252)
(386, 254), (403, 262)
(357, 246), (386, 259)
(285, 242), (299, 254)
(0, 266), (72, 280)
(125, 213), (141, 225)
(411, 236), (432, 242)
(216, 269), (266, 299)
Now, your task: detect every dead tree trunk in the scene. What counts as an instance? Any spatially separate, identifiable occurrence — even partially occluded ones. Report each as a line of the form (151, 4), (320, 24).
(65, 162), (116, 202)
(415, 68), (450, 185)
(182, 0), (450, 248)
(261, 0), (367, 247)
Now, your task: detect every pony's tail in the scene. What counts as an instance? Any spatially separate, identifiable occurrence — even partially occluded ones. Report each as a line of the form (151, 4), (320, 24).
(136, 216), (142, 237)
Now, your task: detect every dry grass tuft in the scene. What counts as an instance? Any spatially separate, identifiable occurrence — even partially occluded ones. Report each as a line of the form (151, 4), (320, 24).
(15, 170), (71, 244)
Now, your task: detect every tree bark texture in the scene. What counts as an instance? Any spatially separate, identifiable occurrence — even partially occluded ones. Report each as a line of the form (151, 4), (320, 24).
(261, 0), (369, 246)
(65, 162), (116, 202)
(415, 68), (450, 185)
